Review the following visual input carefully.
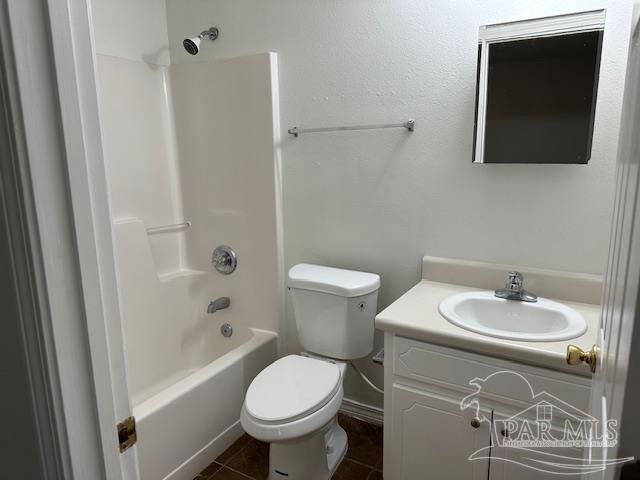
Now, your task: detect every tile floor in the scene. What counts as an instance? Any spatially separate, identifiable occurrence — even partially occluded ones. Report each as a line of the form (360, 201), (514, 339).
(193, 414), (383, 480)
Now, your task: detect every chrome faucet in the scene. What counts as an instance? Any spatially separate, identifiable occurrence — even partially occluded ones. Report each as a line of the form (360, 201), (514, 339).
(207, 297), (230, 314)
(494, 271), (537, 302)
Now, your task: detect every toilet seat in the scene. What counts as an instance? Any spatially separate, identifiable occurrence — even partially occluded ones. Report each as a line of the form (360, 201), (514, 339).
(241, 355), (344, 442)
(245, 355), (341, 423)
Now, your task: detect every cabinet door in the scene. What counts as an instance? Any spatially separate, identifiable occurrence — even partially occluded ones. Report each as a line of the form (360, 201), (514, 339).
(390, 384), (491, 480)
(490, 410), (586, 480)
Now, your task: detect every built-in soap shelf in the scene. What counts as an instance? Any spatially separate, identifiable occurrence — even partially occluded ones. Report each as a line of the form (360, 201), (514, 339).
(146, 220), (192, 235)
(112, 217), (206, 282)
(157, 269), (207, 283)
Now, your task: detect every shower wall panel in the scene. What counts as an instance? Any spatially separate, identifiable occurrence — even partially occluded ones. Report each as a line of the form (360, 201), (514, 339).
(97, 55), (187, 276)
(170, 53), (284, 338)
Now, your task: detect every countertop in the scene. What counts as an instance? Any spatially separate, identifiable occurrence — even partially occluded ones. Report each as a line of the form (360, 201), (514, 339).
(375, 279), (599, 376)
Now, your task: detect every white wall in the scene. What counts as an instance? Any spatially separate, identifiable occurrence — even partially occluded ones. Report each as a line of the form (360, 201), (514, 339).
(90, 0), (170, 65)
(166, 0), (633, 409)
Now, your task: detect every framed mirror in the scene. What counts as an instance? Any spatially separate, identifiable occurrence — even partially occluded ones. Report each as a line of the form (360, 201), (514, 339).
(473, 10), (605, 164)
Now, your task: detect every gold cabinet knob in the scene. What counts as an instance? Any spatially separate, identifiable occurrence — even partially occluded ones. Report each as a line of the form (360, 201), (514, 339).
(566, 344), (599, 373)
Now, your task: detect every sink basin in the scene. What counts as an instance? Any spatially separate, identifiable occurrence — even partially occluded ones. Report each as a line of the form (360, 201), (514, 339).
(438, 291), (587, 342)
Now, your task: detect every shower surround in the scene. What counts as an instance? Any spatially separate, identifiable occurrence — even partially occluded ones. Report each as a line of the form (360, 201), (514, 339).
(96, 52), (283, 480)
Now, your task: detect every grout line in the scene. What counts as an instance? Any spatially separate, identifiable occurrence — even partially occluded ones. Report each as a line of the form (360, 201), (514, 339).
(220, 438), (252, 466)
(366, 468), (382, 480)
(213, 438), (264, 479)
(343, 456), (380, 470)
(222, 465), (257, 479)
(199, 462), (223, 480)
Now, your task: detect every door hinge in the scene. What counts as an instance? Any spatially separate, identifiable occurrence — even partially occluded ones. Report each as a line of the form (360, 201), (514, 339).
(117, 416), (137, 453)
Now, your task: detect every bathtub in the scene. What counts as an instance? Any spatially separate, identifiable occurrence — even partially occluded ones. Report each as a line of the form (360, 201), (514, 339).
(133, 328), (277, 480)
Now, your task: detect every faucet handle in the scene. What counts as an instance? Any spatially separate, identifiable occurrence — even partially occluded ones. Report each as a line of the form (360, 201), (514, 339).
(211, 246), (237, 274)
(506, 271), (523, 290)
(495, 271), (537, 302)
(508, 271), (523, 281)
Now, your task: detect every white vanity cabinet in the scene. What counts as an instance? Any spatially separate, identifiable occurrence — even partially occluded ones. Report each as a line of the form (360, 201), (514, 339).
(383, 334), (591, 480)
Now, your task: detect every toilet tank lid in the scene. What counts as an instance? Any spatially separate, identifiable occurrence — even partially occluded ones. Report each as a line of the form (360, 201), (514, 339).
(288, 264), (380, 297)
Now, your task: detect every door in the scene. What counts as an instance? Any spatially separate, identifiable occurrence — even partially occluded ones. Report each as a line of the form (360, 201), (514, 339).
(45, 1), (143, 478)
(571, 4), (640, 478)
(489, 409), (586, 480)
(1, 1), (141, 479)
(391, 384), (491, 480)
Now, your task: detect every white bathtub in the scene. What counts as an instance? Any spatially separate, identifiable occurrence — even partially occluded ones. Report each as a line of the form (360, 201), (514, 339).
(133, 328), (277, 480)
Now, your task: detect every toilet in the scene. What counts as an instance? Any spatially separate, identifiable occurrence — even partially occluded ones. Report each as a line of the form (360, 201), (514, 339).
(240, 263), (380, 480)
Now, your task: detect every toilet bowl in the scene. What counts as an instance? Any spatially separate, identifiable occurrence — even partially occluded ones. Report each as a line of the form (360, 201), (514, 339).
(240, 264), (380, 480)
(241, 355), (348, 479)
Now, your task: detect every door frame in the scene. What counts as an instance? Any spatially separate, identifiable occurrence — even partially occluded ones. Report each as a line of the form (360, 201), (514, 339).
(605, 3), (640, 469)
(0, 0), (137, 479)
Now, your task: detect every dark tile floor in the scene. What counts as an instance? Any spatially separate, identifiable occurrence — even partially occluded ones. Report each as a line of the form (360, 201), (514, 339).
(194, 414), (383, 480)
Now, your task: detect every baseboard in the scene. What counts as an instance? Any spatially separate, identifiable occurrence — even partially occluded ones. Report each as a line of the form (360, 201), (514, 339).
(340, 397), (384, 425)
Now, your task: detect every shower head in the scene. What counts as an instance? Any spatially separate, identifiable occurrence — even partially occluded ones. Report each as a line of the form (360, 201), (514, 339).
(183, 27), (219, 55)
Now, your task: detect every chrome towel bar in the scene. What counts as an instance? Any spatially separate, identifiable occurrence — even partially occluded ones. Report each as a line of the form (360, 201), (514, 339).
(288, 118), (415, 137)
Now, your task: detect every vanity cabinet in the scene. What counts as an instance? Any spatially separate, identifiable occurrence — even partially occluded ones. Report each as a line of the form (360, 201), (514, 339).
(383, 334), (591, 480)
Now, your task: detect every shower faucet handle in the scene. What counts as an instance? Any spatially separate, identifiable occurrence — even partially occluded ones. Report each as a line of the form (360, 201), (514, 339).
(212, 245), (237, 274)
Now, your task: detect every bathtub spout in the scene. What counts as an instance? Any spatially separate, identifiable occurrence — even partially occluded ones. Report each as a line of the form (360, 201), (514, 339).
(207, 297), (230, 314)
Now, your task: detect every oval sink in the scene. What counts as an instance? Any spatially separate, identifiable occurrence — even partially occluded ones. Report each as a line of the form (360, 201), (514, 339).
(438, 291), (587, 342)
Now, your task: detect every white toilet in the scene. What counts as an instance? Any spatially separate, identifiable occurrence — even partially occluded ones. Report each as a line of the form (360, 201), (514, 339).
(240, 263), (380, 480)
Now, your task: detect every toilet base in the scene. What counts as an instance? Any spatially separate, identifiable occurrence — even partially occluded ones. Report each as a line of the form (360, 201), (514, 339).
(268, 417), (347, 480)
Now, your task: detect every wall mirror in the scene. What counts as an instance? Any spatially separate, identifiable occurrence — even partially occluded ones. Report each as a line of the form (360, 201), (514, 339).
(473, 10), (605, 164)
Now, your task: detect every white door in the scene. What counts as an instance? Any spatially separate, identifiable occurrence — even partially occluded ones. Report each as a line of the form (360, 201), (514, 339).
(46, 1), (143, 478)
(489, 409), (585, 480)
(575, 4), (640, 478)
(2, 1), (141, 479)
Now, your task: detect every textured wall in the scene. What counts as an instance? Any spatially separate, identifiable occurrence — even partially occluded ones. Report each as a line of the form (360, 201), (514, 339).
(90, 0), (170, 65)
(170, 1), (632, 409)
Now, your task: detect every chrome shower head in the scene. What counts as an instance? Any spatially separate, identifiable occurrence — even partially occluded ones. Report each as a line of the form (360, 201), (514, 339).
(183, 27), (219, 55)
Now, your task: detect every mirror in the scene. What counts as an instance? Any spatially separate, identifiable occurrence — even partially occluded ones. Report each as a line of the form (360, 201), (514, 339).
(473, 11), (605, 164)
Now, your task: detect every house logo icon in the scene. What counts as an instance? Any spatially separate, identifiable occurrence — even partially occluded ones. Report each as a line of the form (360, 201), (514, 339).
(459, 371), (633, 475)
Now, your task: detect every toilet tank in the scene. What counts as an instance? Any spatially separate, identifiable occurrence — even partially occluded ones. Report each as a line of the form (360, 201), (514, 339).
(288, 264), (380, 360)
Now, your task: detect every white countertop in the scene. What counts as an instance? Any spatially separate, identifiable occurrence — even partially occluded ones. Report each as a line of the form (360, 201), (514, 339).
(375, 279), (599, 376)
